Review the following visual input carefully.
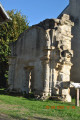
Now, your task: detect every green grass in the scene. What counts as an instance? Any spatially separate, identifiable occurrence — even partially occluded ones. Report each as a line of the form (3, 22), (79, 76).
(0, 90), (80, 120)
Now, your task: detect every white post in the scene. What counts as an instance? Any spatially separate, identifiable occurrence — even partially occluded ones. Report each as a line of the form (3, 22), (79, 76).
(75, 88), (79, 106)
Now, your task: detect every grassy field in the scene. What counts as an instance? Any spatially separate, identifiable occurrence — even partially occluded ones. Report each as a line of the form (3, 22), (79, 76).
(0, 90), (80, 120)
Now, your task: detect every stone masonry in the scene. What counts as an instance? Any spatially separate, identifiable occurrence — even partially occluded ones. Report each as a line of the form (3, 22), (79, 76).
(58, 0), (80, 96)
(8, 14), (74, 102)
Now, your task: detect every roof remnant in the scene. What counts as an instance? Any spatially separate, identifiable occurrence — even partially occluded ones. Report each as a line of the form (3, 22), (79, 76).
(0, 3), (12, 24)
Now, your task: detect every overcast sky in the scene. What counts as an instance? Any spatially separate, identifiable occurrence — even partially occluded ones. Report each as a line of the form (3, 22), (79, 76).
(0, 0), (69, 26)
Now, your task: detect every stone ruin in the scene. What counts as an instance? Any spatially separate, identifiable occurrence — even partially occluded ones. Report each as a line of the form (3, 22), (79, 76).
(58, 0), (80, 97)
(8, 14), (74, 102)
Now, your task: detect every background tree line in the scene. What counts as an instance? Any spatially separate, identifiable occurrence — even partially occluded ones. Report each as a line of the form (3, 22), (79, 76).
(0, 10), (29, 88)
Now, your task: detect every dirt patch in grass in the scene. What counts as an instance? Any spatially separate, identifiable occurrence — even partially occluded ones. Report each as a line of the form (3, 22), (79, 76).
(0, 104), (28, 112)
(0, 114), (18, 120)
(0, 113), (64, 120)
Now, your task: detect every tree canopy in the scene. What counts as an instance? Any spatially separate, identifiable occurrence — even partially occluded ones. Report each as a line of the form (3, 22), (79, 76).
(0, 10), (29, 88)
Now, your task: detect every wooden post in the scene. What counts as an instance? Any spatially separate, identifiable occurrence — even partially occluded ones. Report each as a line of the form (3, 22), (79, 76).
(75, 88), (79, 106)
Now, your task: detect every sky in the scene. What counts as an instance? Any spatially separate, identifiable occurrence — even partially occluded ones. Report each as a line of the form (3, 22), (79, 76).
(0, 0), (69, 26)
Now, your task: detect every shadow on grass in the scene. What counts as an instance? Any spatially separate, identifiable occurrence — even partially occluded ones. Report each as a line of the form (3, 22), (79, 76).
(0, 89), (40, 101)
(52, 101), (75, 106)
(33, 117), (52, 120)
(10, 115), (53, 120)
(9, 115), (28, 120)
(0, 89), (7, 95)
(0, 89), (76, 106)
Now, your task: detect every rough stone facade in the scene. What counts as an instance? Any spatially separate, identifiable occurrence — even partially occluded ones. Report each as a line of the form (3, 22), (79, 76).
(8, 14), (74, 102)
(58, 0), (80, 96)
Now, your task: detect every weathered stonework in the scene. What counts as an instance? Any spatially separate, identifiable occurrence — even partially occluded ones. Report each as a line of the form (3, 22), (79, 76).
(8, 14), (74, 102)
(58, 0), (80, 96)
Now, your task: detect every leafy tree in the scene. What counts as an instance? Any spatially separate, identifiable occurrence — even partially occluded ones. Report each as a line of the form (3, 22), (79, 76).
(0, 10), (29, 88)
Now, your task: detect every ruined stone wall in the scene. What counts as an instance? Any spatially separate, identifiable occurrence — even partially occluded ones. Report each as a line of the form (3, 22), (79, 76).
(38, 14), (74, 101)
(8, 14), (73, 102)
(8, 27), (46, 93)
(58, 0), (80, 96)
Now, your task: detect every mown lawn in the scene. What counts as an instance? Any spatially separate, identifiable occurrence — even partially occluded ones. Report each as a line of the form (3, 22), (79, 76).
(0, 90), (80, 120)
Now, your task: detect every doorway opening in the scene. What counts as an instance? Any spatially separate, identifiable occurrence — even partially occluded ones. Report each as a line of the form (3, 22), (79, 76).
(25, 66), (34, 94)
